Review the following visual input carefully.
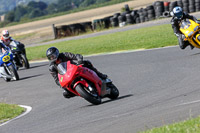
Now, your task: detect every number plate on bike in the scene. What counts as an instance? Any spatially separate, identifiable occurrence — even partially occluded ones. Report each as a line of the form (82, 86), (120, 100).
(2, 55), (10, 62)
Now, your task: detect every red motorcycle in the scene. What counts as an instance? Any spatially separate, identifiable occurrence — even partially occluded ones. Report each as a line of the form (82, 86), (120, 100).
(57, 61), (119, 105)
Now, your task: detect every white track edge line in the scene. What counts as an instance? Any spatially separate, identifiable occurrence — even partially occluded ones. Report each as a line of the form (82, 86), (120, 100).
(0, 105), (32, 127)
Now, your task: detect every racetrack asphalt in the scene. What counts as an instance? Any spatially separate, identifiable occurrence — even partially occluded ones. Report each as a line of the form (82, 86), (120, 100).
(1, 46), (200, 133)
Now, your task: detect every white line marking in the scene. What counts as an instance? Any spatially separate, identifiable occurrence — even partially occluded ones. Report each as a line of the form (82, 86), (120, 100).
(0, 105), (32, 127)
(178, 100), (200, 106)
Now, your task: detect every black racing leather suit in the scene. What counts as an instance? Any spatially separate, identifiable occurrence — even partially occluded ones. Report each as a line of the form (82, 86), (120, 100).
(171, 13), (199, 49)
(49, 52), (106, 87)
(0, 41), (7, 49)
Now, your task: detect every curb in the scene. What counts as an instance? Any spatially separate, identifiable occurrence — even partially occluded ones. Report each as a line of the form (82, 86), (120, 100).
(0, 105), (32, 127)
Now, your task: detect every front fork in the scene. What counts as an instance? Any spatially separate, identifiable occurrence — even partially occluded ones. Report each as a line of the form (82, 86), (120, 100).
(100, 79), (112, 97)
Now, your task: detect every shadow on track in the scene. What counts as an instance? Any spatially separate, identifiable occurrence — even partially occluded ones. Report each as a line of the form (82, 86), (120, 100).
(19, 74), (44, 80)
(190, 52), (200, 56)
(18, 63), (48, 71)
(28, 63), (48, 69)
(81, 94), (133, 107)
(101, 94), (133, 104)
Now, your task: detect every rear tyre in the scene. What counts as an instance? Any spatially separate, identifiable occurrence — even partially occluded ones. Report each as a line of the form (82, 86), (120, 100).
(21, 54), (30, 69)
(75, 84), (101, 105)
(107, 83), (119, 99)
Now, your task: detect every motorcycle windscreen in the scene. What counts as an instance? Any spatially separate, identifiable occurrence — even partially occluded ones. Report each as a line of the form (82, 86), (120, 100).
(180, 20), (191, 29)
(180, 19), (199, 37)
(10, 40), (21, 47)
(57, 62), (67, 75)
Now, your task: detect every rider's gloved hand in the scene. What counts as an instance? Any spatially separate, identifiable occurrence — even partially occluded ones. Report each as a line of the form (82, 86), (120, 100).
(76, 54), (83, 65)
(77, 59), (83, 65)
(49, 65), (57, 72)
(181, 34), (186, 40)
(175, 33), (180, 37)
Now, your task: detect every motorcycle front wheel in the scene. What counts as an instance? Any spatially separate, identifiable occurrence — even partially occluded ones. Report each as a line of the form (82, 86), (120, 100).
(107, 83), (119, 99)
(3, 77), (11, 82)
(75, 84), (102, 105)
(7, 65), (19, 81)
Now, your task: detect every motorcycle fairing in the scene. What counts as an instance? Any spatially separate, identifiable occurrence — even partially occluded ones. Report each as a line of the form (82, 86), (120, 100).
(180, 19), (200, 48)
(195, 34), (200, 44)
(0, 51), (13, 66)
(58, 61), (103, 96)
(180, 19), (199, 37)
(0, 67), (12, 79)
(77, 67), (102, 96)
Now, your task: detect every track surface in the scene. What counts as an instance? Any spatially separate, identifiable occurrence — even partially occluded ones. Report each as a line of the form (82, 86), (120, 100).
(1, 47), (200, 133)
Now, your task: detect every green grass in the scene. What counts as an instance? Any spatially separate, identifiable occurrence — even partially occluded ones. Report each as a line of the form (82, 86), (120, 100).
(141, 116), (200, 133)
(0, 103), (25, 124)
(26, 24), (178, 60)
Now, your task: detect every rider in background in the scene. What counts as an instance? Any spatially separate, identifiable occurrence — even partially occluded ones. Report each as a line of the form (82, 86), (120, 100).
(171, 6), (200, 50)
(1, 30), (15, 47)
(46, 47), (107, 98)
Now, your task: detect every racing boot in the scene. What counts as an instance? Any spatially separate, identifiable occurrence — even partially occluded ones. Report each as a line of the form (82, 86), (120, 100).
(189, 44), (194, 50)
(96, 71), (108, 80)
(63, 89), (76, 99)
(84, 60), (107, 79)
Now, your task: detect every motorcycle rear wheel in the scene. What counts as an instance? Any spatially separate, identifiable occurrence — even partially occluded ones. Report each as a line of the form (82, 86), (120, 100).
(21, 54), (30, 69)
(75, 84), (102, 105)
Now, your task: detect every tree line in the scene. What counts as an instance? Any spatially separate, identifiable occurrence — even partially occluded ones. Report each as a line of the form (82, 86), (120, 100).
(1, 0), (130, 27)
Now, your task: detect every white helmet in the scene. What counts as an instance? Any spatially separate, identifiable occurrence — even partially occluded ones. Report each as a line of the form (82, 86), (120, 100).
(172, 6), (183, 20)
(2, 30), (9, 40)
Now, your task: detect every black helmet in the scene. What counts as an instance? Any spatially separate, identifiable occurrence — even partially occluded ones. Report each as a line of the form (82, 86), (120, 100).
(46, 47), (59, 62)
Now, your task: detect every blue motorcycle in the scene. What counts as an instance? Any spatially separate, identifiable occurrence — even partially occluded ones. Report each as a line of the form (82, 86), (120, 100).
(0, 48), (19, 81)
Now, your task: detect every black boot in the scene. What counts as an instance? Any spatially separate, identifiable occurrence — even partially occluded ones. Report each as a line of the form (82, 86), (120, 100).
(189, 44), (194, 50)
(96, 71), (108, 79)
(63, 90), (76, 98)
(83, 60), (108, 79)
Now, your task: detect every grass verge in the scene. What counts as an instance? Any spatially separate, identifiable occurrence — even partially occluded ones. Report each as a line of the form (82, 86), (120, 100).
(0, 103), (25, 124)
(141, 116), (200, 133)
(26, 24), (178, 60)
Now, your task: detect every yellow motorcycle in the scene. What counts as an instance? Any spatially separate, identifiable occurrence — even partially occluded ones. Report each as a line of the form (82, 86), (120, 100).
(180, 19), (200, 48)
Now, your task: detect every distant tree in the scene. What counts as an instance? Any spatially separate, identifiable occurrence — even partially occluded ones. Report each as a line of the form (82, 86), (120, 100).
(96, 0), (110, 4)
(79, 0), (96, 7)
(14, 5), (27, 21)
(46, 3), (58, 14)
(27, 1), (47, 10)
(29, 9), (45, 18)
(5, 11), (15, 22)
(56, 0), (73, 12)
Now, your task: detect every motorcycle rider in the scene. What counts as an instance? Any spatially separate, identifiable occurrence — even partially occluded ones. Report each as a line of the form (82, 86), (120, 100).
(1, 30), (26, 67)
(1, 30), (15, 47)
(46, 47), (108, 98)
(171, 6), (200, 49)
